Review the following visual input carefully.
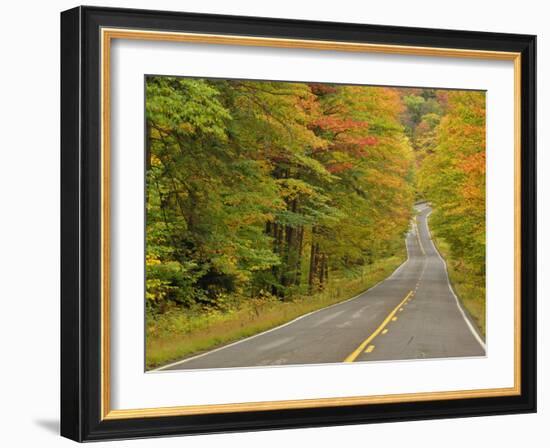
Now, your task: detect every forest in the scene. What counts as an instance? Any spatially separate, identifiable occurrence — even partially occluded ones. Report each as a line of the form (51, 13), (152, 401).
(145, 77), (486, 369)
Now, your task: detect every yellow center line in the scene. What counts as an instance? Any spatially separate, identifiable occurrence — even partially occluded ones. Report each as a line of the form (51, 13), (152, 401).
(344, 290), (413, 363)
(414, 217), (426, 255)
(381, 329), (388, 335)
(365, 345), (375, 353)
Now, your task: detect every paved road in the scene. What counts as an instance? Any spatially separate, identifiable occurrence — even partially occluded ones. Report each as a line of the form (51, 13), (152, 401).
(159, 204), (485, 371)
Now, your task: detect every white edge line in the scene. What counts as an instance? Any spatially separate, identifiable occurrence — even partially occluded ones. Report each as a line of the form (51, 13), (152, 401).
(151, 236), (412, 372)
(424, 210), (487, 351)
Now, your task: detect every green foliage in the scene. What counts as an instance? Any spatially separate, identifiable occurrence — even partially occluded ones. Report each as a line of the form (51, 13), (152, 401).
(418, 91), (486, 273)
(145, 78), (417, 311)
(401, 90), (445, 140)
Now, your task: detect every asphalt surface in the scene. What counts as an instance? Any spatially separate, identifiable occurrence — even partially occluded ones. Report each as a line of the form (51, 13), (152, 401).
(160, 204), (485, 371)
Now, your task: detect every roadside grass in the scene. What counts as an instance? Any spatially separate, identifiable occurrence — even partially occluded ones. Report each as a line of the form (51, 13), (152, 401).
(146, 249), (406, 370)
(431, 236), (486, 338)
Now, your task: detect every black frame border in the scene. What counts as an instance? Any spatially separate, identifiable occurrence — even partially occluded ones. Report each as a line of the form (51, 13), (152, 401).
(61, 6), (536, 442)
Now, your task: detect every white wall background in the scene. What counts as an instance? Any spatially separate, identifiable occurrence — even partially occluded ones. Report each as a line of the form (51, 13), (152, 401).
(0, 0), (546, 446)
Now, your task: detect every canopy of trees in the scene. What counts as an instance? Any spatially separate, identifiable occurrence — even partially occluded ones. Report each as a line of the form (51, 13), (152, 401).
(145, 77), (416, 313)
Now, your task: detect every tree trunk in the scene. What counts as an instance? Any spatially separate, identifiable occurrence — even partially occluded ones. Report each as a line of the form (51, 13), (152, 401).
(282, 223), (293, 288)
(308, 230), (317, 293)
(294, 225), (304, 286)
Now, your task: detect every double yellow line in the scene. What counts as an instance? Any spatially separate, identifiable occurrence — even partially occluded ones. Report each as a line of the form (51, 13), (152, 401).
(344, 290), (414, 363)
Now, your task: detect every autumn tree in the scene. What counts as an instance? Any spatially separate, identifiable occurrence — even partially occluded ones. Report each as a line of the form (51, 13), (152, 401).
(418, 90), (486, 273)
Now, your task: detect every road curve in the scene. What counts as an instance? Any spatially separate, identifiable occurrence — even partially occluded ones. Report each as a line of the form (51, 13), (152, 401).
(158, 204), (485, 371)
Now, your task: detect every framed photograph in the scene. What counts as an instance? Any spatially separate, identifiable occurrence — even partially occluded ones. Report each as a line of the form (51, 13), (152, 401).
(60, 6), (536, 441)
